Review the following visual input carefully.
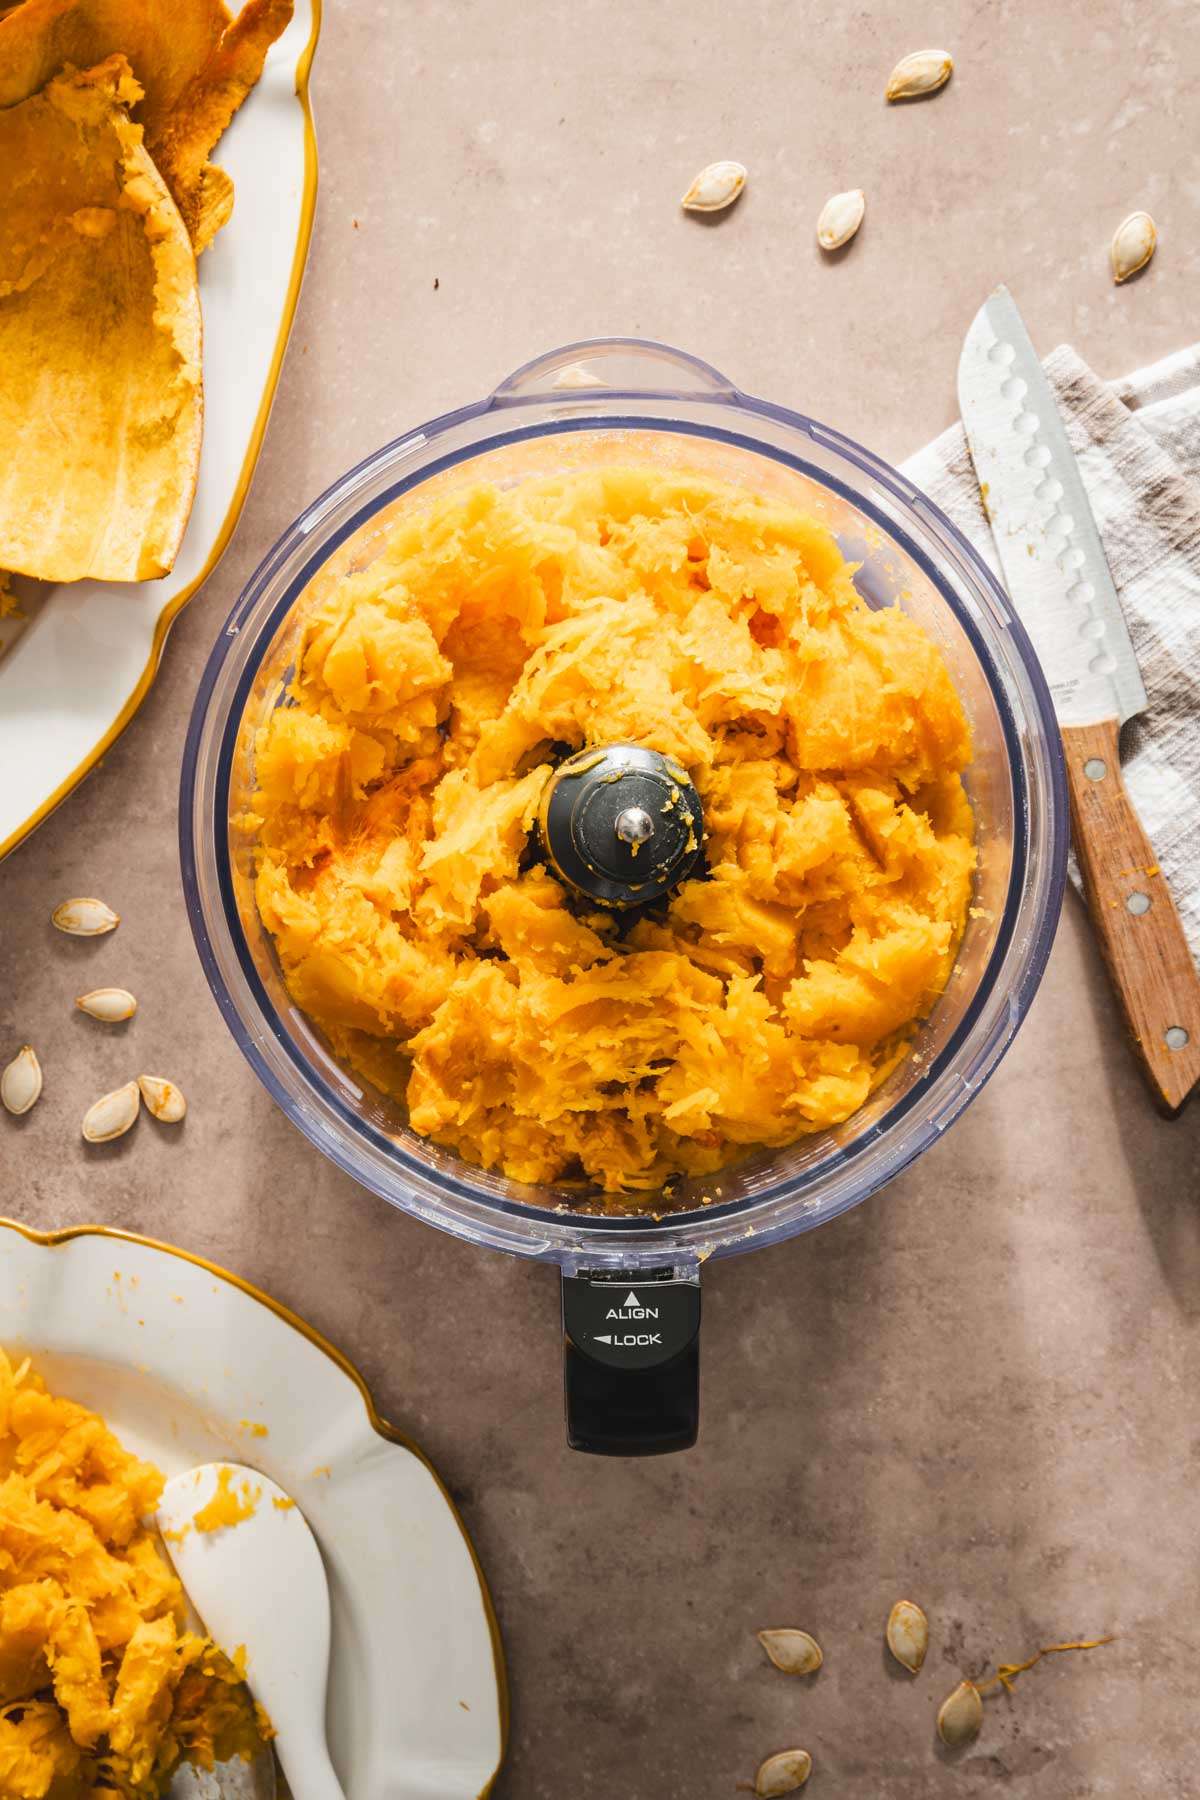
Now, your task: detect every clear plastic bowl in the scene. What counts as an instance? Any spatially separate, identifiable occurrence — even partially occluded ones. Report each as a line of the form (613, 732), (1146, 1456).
(181, 339), (1067, 1274)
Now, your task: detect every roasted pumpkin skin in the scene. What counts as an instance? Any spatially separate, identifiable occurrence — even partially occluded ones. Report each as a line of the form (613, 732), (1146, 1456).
(0, 57), (203, 586)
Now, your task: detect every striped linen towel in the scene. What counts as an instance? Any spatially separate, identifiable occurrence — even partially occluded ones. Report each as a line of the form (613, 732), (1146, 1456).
(903, 343), (1200, 961)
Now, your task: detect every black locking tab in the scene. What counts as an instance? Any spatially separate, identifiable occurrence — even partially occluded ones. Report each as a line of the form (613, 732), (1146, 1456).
(561, 1266), (701, 1456)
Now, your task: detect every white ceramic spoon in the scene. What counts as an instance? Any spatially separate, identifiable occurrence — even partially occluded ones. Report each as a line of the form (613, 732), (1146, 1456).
(158, 1462), (345, 1800)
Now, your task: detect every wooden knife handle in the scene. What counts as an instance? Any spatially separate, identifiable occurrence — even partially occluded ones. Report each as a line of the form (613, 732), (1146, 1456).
(1062, 718), (1200, 1114)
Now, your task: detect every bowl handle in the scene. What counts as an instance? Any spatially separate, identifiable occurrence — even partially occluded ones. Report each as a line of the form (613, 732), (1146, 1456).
(492, 338), (736, 403)
(561, 1267), (701, 1455)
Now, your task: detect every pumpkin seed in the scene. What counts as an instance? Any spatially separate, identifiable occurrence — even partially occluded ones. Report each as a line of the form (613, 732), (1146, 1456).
(82, 1081), (140, 1143)
(937, 1679), (983, 1747)
(755, 1749), (812, 1796)
(76, 987), (138, 1023)
(138, 1074), (187, 1123)
(886, 49), (954, 101)
(1, 1046), (43, 1116)
(817, 188), (865, 251)
(886, 1599), (929, 1673)
(681, 160), (747, 213)
(52, 896), (119, 936)
(756, 1628), (823, 1675)
(1110, 211), (1156, 283)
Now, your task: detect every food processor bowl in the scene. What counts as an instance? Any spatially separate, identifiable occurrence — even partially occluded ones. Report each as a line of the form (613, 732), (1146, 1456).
(181, 339), (1067, 1454)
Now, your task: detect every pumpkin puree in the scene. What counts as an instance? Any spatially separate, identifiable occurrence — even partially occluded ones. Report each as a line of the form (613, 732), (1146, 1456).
(191, 1468), (259, 1535)
(252, 467), (976, 1202)
(0, 1350), (269, 1797)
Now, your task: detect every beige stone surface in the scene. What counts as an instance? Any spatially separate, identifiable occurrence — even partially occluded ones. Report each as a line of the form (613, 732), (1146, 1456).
(2, 0), (1200, 1794)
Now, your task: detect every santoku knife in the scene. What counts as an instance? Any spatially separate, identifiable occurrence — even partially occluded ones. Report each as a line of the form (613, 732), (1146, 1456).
(958, 285), (1200, 1113)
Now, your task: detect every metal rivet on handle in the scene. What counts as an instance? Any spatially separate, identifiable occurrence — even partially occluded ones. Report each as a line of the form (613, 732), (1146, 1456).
(1126, 891), (1151, 915)
(1165, 1026), (1190, 1051)
(1083, 758), (1107, 781)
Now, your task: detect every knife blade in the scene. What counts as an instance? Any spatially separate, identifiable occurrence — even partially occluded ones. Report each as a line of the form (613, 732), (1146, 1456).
(958, 286), (1146, 728)
(958, 285), (1200, 1114)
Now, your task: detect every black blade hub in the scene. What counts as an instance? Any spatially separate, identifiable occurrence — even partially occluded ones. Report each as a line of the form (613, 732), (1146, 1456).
(538, 744), (704, 909)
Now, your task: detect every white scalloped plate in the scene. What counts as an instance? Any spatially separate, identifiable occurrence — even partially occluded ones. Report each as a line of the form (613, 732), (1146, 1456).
(0, 0), (320, 860)
(0, 1219), (507, 1799)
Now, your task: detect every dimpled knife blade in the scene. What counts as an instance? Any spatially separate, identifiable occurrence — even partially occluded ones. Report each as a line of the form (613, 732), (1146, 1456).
(957, 284), (1146, 728)
(958, 285), (1200, 1116)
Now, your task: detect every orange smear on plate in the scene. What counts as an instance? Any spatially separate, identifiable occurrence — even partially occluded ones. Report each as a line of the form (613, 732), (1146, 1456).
(193, 1465), (261, 1533)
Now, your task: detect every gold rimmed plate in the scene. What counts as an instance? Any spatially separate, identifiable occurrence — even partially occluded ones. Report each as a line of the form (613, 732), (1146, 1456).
(0, 1217), (508, 1798)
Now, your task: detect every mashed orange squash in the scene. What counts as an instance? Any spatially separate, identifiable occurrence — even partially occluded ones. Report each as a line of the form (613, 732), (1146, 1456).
(0, 1350), (269, 1797)
(252, 466), (976, 1202)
